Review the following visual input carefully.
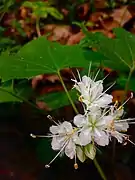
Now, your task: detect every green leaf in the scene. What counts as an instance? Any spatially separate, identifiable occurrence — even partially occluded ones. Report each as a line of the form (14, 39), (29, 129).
(23, 1), (63, 20)
(117, 74), (135, 92)
(0, 37), (100, 81)
(15, 80), (34, 99)
(46, 7), (63, 20)
(37, 89), (77, 110)
(76, 146), (86, 162)
(83, 28), (135, 72)
(84, 143), (96, 160)
(0, 81), (22, 102)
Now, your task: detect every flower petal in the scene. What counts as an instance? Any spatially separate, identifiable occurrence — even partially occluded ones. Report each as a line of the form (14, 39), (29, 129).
(98, 115), (112, 127)
(90, 80), (103, 101)
(82, 75), (92, 88)
(60, 121), (73, 133)
(65, 139), (75, 159)
(115, 122), (129, 132)
(94, 131), (109, 146)
(50, 125), (59, 134)
(94, 94), (113, 107)
(79, 128), (91, 146)
(51, 136), (61, 150)
(111, 131), (123, 143)
(74, 114), (87, 127)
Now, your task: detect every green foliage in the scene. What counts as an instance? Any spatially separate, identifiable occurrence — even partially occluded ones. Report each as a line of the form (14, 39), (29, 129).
(0, 27), (17, 53)
(0, 81), (22, 102)
(81, 27), (135, 92)
(81, 28), (135, 72)
(23, 1), (63, 20)
(117, 74), (135, 92)
(38, 89), (77, 110)
(11, 20), (26, 37)
(0, 37), (99, 81)
(1, 27), (135, 105)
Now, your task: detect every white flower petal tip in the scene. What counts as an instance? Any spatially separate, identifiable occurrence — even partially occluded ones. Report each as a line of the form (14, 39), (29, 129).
(45, 164), (50, 168)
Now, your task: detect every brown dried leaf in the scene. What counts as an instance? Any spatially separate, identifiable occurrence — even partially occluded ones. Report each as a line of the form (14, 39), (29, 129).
(89, 12), (105, 23)
(111, 6), (132, 26)
(94, 0), (106, 9)
(67, 31), (85, 45)
(100, 18), (120, 31)
(47, 25), (72, 44)
(32, 75), (44, 88)
(78, 3), (90, 18)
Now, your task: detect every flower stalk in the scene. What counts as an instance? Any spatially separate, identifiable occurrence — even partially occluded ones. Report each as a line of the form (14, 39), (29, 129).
(58, 70), (78, 114)
(93, 158), (107, 180)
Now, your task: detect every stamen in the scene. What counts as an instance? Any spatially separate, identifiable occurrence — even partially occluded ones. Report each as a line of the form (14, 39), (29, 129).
(120, 134), (135, 146)
(78, 96), (83, 102)
(71, 69), (78, 82)
(47, 115), (59, 125)
(94, 81), (115, 102)
(102, 72), (110, 81)
(115, 118), (135, 123)
(76, 69), (82, 82)
(74, 153), (78, 169)
(99, 108), (111, 120)
(30, 133), (37, 138)
(127, 139), (135, 146)
(127, 122), (135, 124)
(45, 165), (50, 168)
(88, 61), (92, 77)
(93, 69), (100, 82)
(74, 163), (78, 169)
(114, 100), (119, 107)
(118, 92), (133, 110)
(30, 133), (59, 138)
(45, 140), (69, 168)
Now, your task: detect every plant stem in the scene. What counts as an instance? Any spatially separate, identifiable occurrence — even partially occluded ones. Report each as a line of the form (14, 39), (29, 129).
(58, 71), (78, 114)
(58, 71), (106, 179)
(36, 18), (41, 37)
(93, 158), (107, 180)
(124, 68), (134, 98)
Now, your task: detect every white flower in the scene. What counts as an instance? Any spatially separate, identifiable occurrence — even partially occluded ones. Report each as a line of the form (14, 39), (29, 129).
(72, 75), (113, 111)
(50, 121), (79, 159)
(105, 107), (129, 143)
(74, 113), (110, 146)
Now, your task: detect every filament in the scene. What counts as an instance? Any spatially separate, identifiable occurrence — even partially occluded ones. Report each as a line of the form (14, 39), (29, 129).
(93, 69), (100, 82)
(88, 61), (92, 78)
(45, 140), (69, 168)
(47, 115), (59, 125)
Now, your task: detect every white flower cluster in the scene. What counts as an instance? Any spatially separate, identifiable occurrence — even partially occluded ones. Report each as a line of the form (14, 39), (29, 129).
(31, 75), (134, 169)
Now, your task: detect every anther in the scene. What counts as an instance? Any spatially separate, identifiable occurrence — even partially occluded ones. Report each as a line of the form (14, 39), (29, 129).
(45, 164), (50, 168)
(74, 163), (78, 169)
(30, 133), (36, 138)
(79, 96), (83, 102)
(47, 115), (53, 120)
